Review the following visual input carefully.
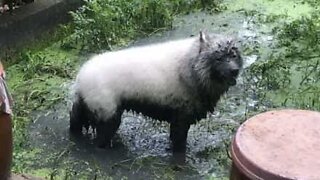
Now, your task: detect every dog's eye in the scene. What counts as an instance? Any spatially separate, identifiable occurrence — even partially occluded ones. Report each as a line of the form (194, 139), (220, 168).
(229, 52), (237, 58)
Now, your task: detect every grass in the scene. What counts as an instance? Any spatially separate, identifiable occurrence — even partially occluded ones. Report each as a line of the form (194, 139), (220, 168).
(7, 45), (81, 174)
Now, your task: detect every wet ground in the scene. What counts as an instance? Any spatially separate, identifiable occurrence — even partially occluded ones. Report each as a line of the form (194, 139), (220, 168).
(27, 1), (312, 179)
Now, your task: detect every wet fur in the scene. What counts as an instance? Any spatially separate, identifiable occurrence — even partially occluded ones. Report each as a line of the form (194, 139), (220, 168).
(70, 32), (243, 156)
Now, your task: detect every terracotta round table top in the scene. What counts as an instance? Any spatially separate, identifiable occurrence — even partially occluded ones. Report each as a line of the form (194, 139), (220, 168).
(231, 109), (320, 180)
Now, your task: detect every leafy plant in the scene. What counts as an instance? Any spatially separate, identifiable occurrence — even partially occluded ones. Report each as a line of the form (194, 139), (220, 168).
(67, 0), (224, 52)
(248, 11), (320, 110)
(18, 51), (73, 79)
(69, 0), (136, 51)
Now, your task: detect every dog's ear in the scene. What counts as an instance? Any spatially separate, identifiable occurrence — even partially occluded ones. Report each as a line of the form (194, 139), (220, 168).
(199, 30), (209, 53)
(200, 30), (208, 43)
(227, 39), (236, 46)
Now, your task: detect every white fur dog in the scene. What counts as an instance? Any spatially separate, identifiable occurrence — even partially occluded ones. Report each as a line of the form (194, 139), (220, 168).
(70, 31), (242, 157)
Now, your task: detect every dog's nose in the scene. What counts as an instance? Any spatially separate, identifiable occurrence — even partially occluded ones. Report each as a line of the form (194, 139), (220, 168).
(231, 69), (239, 77)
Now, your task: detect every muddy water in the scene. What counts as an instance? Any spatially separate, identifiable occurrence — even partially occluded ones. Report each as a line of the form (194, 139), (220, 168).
(29, 7), (273, 180)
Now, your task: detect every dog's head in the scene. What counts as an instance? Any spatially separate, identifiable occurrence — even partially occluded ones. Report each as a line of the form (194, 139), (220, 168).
(196, 31), (243, 86)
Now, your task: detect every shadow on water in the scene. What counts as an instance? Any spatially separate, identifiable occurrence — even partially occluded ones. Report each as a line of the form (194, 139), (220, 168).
(28, 9), (274, 179)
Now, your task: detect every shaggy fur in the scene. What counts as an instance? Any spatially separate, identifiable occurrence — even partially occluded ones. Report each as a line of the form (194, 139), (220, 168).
(70, 31), (243, 157)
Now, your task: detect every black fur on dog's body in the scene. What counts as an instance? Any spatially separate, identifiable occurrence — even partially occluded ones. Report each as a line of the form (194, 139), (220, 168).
(70, 31), (243, 158)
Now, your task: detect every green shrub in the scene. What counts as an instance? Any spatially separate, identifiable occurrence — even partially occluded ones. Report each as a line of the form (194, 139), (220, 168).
(131, 0), (173, 34)
(67, 0), (224, 52)
(69, 0), (172, 51)
(70, 0), (135, 51)
(170, 0), (224, 14)
(248, 12), (320, 110)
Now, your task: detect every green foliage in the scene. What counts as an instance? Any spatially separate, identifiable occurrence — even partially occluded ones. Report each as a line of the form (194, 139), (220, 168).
(67, 0), (224, 52)
(248, 11), (320, 110)
(69, 0), (136, 51)
(68, 0), (176, 51)
(131, 0), (173, 33)
(18, 52), (73, 79)
(6, 47), (80, 174)
(170, 0), (225, 14)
